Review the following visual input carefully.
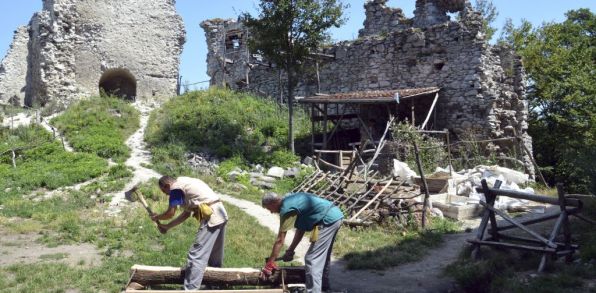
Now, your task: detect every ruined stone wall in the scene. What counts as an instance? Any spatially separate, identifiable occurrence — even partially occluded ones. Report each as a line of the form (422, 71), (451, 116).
(359, 0), (409, 37)
(0, 27), (29, 106)
(202, 0), (534, 174)
(73, 0), (185, 102)
(0, 0), (185, 109)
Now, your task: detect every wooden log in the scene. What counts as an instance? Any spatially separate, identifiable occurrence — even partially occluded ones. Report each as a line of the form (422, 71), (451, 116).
(128, 265), (305, 287)
(127, 289), (283, 293)
(467, 239), (557, 253)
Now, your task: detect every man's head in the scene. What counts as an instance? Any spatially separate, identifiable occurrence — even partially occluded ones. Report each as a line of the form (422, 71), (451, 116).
(158, 176), (176, 195)
(262, 192), (282, 213)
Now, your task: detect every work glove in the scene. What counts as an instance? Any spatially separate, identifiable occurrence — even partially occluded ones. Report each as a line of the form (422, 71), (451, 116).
(281, 250), (295, 262)
(260, 260), (278, 280)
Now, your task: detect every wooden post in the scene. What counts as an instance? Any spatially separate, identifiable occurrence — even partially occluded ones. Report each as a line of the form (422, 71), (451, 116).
(412, 137), (430, 229)
(311, 105), (315, 153)
(445, 129), (453, 177)
(11, 150), (16, 168)
(278, 69), (283, 104)
(322, 104), (328, 150)
(557, 183), (572, 263)
(316, 60), (321, 93)
(420, 93), (439, 130)
(410, 100), (415, 126)
(518, 136), (548, 187)
(471, 180), (502, 259)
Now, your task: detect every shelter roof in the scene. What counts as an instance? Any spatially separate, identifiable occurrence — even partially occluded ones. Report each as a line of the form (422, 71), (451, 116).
(298, 87), (440, 104)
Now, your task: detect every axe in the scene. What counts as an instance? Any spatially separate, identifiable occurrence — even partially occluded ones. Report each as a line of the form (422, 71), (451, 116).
(124, 185), (160, 224)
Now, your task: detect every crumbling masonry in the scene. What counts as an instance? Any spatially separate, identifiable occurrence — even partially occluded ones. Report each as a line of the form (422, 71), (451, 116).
(0, 0), (185, 108)
(201, 0), (534, 175)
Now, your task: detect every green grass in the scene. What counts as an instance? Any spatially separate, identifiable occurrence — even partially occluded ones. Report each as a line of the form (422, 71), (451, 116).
(51, 96), (139, 162)
(0, 169), (286, 292)
(145, 88), (309, 175)
(0, 125), (108, 198)
(334, 217), (460, 270)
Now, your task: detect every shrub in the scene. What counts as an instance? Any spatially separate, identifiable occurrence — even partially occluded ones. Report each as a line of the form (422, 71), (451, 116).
(145, 88), (309, 175)
(391, 122), (447, 174)
(51, 96), (139, 162)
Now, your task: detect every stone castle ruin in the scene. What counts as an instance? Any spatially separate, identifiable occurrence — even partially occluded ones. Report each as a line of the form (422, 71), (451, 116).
(201, 0), (534, 175)
(0, 0), (185, 108)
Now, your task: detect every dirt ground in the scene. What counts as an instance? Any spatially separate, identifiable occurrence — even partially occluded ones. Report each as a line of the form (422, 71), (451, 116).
(0, 228), (102, 268)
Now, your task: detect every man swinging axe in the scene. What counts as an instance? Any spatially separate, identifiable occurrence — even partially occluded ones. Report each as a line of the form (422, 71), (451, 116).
(151, 176), (228, 291)
(261, 192), (343, 293)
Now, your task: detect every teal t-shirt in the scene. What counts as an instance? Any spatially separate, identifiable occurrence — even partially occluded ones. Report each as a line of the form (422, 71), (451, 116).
(279, 192), (344, 231)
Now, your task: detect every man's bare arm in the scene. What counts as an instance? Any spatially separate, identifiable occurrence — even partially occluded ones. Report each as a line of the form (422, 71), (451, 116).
(287, 229), (305, 252)
(152, 206), (177, 221)
(266, 231), (287, 263)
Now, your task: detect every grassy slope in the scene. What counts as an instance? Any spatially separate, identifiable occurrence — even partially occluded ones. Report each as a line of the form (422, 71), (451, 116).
(145, 88), (310, 175)
(51, 96), (140, 163)
(0, 125), (108, 199)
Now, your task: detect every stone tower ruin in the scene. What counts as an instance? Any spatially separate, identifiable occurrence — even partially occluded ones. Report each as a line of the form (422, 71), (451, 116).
(0, 0), (185, 108)
(201, 0), (534, 175)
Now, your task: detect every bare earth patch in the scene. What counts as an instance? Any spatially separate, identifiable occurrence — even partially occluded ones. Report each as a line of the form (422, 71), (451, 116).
(0, 228), (102, 268)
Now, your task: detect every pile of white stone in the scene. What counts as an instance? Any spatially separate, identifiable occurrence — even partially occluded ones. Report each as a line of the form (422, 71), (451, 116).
(226, 164), (302, 190)
(186, 152), (220, 176)
(392, 159), (542, 212)
(439, 165), (541, 212)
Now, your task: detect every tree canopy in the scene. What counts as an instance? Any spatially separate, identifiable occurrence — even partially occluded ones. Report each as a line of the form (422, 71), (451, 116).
(500, 9), (595, 193)
(242, 0), (347, 153)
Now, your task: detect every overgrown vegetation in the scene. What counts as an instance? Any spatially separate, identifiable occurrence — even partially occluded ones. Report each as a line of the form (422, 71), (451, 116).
(51, 96), (140, 162)
(499, 9), (596, 193)
(0, 125), (107, 197)
(145, 88), (310, 175)
(392, 122), (447, 174)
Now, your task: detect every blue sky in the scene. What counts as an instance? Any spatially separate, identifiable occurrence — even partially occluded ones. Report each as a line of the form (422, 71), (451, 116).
(1, 1), (594, 90)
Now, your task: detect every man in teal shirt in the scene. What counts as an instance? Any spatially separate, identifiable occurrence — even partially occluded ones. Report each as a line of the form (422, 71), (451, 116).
(261, 192), (343, 293)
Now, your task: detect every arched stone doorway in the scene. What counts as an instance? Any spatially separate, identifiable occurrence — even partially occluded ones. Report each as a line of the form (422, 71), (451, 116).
(99, 69), (137, 100)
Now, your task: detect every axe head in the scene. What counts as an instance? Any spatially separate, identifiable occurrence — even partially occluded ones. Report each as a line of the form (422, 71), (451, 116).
(124, 185), (140, 202)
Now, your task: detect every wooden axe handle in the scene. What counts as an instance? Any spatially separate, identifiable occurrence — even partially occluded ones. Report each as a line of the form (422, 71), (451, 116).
(136, 191), (153, 214)
(135, 191), (161, 225)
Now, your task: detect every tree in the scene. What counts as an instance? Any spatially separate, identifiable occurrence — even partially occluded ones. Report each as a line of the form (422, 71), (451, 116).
(500, 9), (596, 193)
(242, 0), (347, 153)
(472, 0), (499, 40)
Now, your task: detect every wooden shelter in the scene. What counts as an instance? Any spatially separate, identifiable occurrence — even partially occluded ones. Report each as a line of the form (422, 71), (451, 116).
(298, 87), (441, 152)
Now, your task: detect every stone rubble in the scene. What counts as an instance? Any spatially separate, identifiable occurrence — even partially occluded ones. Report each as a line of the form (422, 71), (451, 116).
(186, 152), (219, 176)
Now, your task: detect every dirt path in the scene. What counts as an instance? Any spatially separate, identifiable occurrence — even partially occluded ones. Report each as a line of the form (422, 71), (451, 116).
(1, 111), (73, 151)
(331, 232), (471, 293)
(106, 102), (161, 216)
